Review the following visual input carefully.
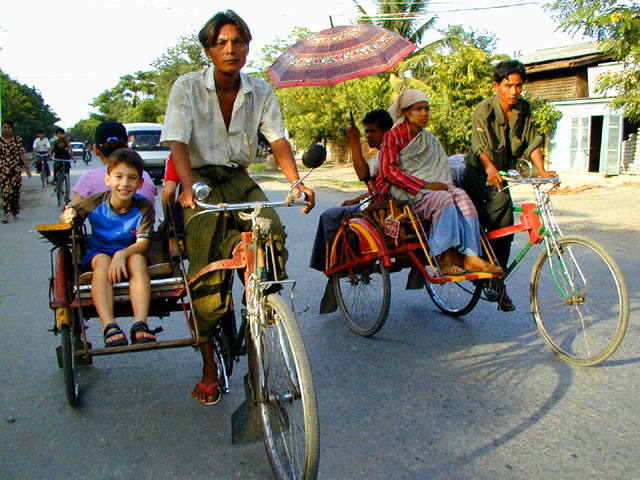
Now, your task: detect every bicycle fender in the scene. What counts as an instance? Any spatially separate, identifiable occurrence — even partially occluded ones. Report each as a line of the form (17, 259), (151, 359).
(344, 217), (386, 256)
(56, 307), (72, 329)
(53, 247), (72, 307)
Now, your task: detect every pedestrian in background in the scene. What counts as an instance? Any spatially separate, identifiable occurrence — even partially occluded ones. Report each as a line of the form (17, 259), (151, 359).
(0, 120), (32, 223)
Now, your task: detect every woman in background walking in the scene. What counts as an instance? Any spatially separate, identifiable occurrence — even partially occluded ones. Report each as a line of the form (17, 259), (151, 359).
(0, 120), (31, 223)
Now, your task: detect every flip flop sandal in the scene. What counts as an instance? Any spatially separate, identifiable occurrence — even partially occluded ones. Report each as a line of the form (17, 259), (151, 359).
(194, 381), (222, 406)
(103, 323), (128, 347)
(129, 321), (162, 344)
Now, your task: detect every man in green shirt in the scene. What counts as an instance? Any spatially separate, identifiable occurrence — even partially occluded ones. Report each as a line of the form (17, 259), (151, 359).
(462, 60), (555, 311)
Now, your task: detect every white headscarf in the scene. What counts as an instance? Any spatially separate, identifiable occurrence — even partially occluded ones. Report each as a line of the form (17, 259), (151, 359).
(387, 89), (430, 127)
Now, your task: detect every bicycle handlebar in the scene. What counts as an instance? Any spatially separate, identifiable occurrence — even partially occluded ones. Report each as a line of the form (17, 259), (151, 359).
(192, 181), (307, 212)
(499, 170), (559, 185)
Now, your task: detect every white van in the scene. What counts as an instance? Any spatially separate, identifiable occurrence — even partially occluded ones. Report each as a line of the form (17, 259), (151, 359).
(123, 123), (169, 183)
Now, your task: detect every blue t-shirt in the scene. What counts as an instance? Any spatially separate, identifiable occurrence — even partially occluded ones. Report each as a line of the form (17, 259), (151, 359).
(74, 191), (155, 266)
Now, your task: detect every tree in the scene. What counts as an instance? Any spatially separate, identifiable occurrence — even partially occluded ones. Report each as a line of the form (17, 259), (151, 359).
(353, 0), (449, 78)
(89, 35), (207, 126)
(150, 34), (208, 123)
(0, 69), (59, 146)
(68, 115), (105, 143)
(546, 0), (640, 121)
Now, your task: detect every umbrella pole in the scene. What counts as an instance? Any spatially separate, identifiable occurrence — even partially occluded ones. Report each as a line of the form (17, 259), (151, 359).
(343, 82), (354, 123)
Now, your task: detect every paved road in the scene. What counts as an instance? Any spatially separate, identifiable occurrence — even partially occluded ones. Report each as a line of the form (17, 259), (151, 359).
(1, 169), (638, 479)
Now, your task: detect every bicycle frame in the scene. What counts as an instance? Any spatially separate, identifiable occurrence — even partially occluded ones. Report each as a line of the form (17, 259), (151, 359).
(484, 174), (586, 298)
(191, 187), (305, 401)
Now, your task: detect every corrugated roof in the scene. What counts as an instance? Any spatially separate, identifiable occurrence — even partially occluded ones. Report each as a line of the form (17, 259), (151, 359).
(518, 41), (606, 65)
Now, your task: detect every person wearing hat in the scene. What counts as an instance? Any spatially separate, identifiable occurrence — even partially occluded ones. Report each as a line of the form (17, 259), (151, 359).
(377, 89), (502, 276)
(161, 10), (316, 406)
(69, 122), (157, 206)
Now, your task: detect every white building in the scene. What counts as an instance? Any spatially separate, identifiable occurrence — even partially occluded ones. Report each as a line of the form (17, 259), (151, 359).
(519, 42), (638, 175)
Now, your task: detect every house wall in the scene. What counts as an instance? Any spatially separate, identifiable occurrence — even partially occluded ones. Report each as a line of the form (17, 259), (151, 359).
(549, 98), (620, 172)
(525, 67), (589, 100)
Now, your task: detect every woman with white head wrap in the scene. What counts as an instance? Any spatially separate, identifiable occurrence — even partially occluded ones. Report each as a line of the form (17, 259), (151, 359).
(377, 89), (502, 275)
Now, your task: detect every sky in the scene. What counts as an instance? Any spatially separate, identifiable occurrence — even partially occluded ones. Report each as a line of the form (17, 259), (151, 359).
(0, 0), (587, 128)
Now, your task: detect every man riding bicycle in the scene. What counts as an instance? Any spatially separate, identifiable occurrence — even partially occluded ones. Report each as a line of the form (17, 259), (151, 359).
(32, 130), (51, 182)
(49, 127), (72, 185)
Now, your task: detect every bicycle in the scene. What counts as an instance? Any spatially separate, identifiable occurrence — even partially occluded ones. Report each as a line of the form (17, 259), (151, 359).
(52, 158), (72, 206)
(38, 145), (325, 479)
(474, 169), (629, 366)
(34, 152), (51, 188)
(324, 169), (628, 367)
(187, 175), (320, 480)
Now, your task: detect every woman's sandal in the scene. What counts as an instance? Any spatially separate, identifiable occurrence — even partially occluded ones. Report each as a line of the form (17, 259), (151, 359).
(193, 381), (222, 406)
(103, 323), (128, 347)
(129, 321), (162, 344)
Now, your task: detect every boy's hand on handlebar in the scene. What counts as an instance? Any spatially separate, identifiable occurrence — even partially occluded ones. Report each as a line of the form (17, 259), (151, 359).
(539, 169), (557, 178)
(297, 184), (315, 214)
(61, 205), (76, 224)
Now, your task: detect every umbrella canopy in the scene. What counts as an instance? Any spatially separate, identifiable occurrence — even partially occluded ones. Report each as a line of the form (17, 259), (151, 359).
(267, 24), (417, 89)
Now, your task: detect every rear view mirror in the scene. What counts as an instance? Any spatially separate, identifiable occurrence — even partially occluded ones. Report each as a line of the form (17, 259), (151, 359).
(302, 144), (326, 169)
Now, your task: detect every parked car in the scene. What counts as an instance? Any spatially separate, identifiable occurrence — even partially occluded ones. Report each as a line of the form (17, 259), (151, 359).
(70, 142), (84, 159)
(123, 123), (169, 183)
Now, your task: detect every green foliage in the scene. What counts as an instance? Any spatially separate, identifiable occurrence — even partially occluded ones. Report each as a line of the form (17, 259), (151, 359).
(527, 96), (564, 137)
(546, 0), (640, 121)
(0, 69), (59, 147)
(68, 115), (105, 143)
(89, 35), (207, 127)
(150, 34), (209, 121)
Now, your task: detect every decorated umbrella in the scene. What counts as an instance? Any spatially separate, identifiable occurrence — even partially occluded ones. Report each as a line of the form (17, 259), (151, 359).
(267, 24), (417, 89)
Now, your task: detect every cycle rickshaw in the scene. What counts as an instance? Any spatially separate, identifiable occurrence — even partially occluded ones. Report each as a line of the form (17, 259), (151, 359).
(321, 167), (629, 367)
(37, 147), (326, 480)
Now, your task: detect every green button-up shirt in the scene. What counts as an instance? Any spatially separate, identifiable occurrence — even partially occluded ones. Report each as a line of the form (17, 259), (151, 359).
(465, 95), (543, 172)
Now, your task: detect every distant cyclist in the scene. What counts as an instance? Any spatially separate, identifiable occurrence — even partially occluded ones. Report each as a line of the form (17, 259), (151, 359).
(83, 140), (91, 163)
(32, 130), (52, 182)
(49, 127), (73, 185)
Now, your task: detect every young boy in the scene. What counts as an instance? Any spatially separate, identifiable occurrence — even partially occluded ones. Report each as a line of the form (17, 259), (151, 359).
(61, 149), (156, 347)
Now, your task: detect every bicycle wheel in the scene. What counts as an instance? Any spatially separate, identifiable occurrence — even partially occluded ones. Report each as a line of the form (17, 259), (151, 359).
(40, 162), (46, 188)
(530, 235), (629, 366)
(425, 277), (482, 317)
(63, 173), (70, 205)
(60, 323), (80, 406)
(257, 294), (319, 480)
(56, 174), (63, 207)
(331, 226), (390, 336)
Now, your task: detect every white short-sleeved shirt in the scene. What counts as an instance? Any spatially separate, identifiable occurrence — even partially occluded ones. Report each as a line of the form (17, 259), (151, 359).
(368, 153), (380, 177)
(33, 137), (51, 152)
(160, 67), (286, 169)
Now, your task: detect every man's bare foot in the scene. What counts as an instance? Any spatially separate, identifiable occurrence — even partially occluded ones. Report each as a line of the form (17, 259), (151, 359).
(438, 260), (465, 275)
(437, 249), (465, 275)
(464, 256), (503, 274)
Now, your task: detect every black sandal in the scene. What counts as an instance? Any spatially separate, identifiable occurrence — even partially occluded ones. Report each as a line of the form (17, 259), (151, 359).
(103, 323), (128, 347)
(130, 321), (162, 344)
(498, 291), (516, 312)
